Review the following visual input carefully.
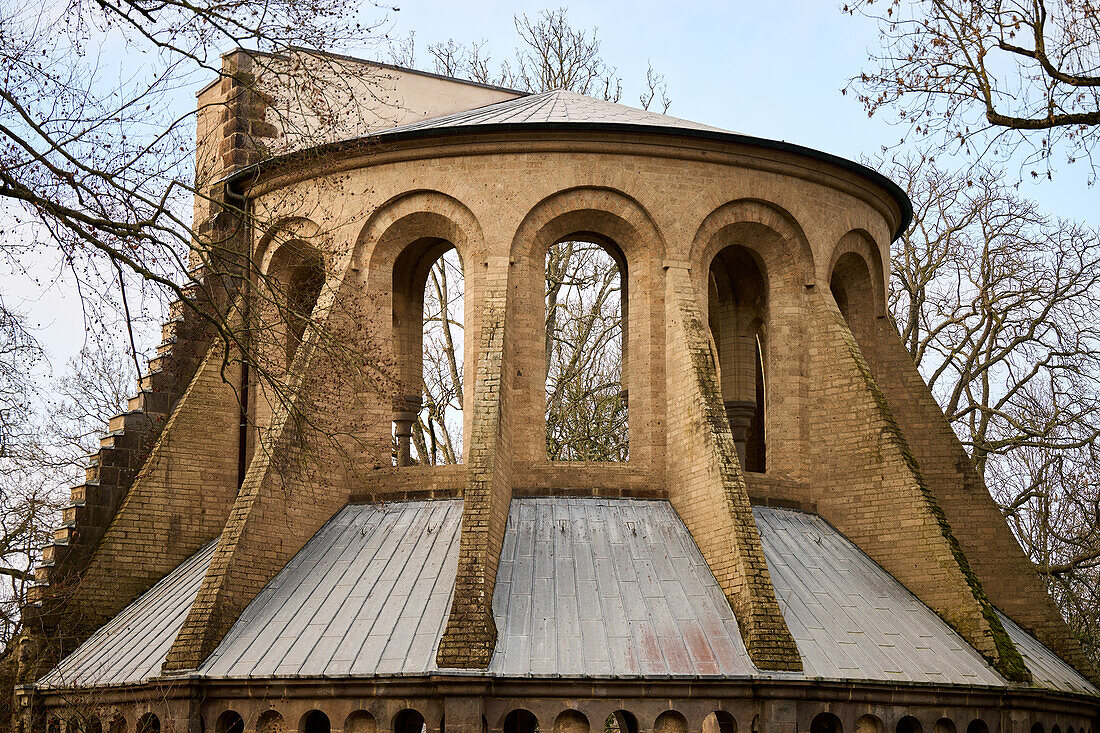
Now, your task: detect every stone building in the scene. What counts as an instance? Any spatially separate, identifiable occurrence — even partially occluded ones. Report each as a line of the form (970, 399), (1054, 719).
(11, 48), (1099, 733)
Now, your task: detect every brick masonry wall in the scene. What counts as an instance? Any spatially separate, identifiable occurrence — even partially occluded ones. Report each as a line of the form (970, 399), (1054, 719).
(664, 264), (801, 672)
(808, 288), (1029, 681)
(864, 318), (1099, 684)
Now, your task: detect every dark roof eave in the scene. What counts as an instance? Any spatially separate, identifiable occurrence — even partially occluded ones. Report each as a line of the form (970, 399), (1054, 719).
(225, 122), (913, 240)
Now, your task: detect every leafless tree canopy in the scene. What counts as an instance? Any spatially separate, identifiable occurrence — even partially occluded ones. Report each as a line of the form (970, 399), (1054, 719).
(886, 154), (1100, 662)
(846, 0), (1100, 177)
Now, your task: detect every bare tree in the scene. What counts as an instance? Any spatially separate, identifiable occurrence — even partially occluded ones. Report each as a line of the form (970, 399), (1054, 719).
(845, 0), (1100, 178)
(886, 153), (1100, 661)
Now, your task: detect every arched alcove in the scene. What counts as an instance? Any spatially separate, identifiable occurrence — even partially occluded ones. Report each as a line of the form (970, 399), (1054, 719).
(109, 715), (126, 733)
(392, 238), (465, 466)
(1031, 724), (1045, 733)
(933, 720), (956, 733)
(967, 723), (989, 733)
(811, 714), (842, 733)
(857, 717), (885, 733)
(653, 712), (688, 733)
(257, 711), (285, 733)
(136, 715), (160, 733)
(830, 250), (877, 354)
(709, 244), (768, 471)
(703, 712), (737, 733)
(545, 234), (628, 461)
(502, 711), (539, 733)
(216, 712), (244, 733)
(393, 711), (426, 733)
(897, 718), (923, 733)
(300, 711), (330, 733)
(266, 240), (326, 368)
(552, 711), (588, 733)
(605, 712), (638, 733)
(345, 712), (377, 733)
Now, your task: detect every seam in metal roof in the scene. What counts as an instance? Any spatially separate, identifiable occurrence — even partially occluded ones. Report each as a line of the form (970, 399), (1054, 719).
(38, 539), (219, 688)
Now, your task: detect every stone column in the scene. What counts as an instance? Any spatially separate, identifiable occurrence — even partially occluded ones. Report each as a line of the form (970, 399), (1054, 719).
(724, 399), (756, 467)
(393, 394), (422, 466)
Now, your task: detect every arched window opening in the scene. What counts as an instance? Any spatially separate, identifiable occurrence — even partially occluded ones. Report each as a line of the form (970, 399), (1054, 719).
(830, 252), (877, 352)
(268, 242), (325, 368)
(345, 712), (377, 733)
(216, 712), (245, 733)
(897, 718), (923, 733)
(393, 710), (427, 733)
(1031, 725), (1045, 733)
(604, 712), (638, 733)
(545, 236), (628, 461)
(653, 713), (687, 733)
(258, 712), (286, 733)
(553, 711), (588, 733)
(708, 245), (767, 472)
(136, 715), (160, 733)
(392, 241), (464, 466)
(968, 724), (989, 733)
(1052, 726), (1062, 733)
(703, 712), (737, 733)
(109, 715), (127, 733)
(811, 714), (842, 733)
(933, 720), (956, 733)
(300, 711), (330, 733)
(503, 711), (539, 733)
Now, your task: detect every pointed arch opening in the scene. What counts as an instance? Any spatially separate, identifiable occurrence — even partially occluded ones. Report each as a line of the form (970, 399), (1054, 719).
(545, 234), (628, 461)
(708, 245), (768, 472)
(391, 238), (465, 467)
(830, 251), (877, 352)
(267, 241), (325, 368)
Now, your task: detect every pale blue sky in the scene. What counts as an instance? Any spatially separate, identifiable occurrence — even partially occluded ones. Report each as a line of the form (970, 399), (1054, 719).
(6, 0), (1096, 376)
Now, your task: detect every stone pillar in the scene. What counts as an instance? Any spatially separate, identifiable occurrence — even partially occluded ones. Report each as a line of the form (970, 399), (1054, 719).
(724, 399), (756, 467)
(393, 394), (422, 466)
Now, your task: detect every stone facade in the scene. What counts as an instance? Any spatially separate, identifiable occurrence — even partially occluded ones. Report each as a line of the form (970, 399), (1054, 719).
(11, 48), (1098, 733)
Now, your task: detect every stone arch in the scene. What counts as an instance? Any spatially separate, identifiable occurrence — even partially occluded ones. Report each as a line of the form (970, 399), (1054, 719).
(216, 712), (245, 733)
(829, 229), (886, 318)
(653, 712), (688, 733)
(857, 717), (885, 733)
(1030, 724), (1044, 733)
(967, 723), (989, 733)
(605, 712), (638, 733)
(702, 712), (736, 733)
(897, 718), (922, 733)
(345, 712), (377, 733)
(829, 248), (878, 355)
(352, 191), (482, 466)
(109, 715), (127, 733)
(811, 714), (843, 733)
(136, 715), (160, 733)
(933, 721), (956, 733)
(509, 186), (666, 467)
(257, 712), (285, 733)
(553, 711), (589, 733)
(690, 199), (814, 479)
(501, 711), (538, 733)
(393, 711), (426, 733)
(300, 712), (330, 733)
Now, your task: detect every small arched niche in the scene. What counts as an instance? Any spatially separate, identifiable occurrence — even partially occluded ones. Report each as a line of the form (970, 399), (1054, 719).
(545, 234), (628, 461)
(829, 251), (877, 354)
(553, 711), (588, 733)
(857, 717), (885, 733)
(967, 723), (989, 733)
(502, 711), (539, 733)
(258, 711), (286, 733)
(300, 711), (330, 733)
(136, 715), (160, 733)
(605, 712), (638, 733)
(216, 712), (245, 733)
(811, 714), (843, 733)
(709, 244), (768, 472)
(267, 240), (326, 368)
(346, 712), (377, 733)
(392, 238), (465, 466)
(703, 712), (737, 733)
(653, 712), (688, 733)
(933, 720), (956, 733)
(109, 715), (127, 733)
(897, 718), (923, 733)
(393, 711), (427, 733)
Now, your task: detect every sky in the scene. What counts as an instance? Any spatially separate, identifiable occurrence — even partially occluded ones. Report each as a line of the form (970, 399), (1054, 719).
(6, 0), (1098, 381)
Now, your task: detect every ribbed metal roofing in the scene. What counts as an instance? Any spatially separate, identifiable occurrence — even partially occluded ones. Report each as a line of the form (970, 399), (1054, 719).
(378, 89), (729, 137)
(37, 539), (218, 688)
(37, 498), (1098, 695)
(999, 611), (1099, 695)
(200, 500), (462, 678)
(488, 498), (754, 677)
(753, 506), (1006, 686)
